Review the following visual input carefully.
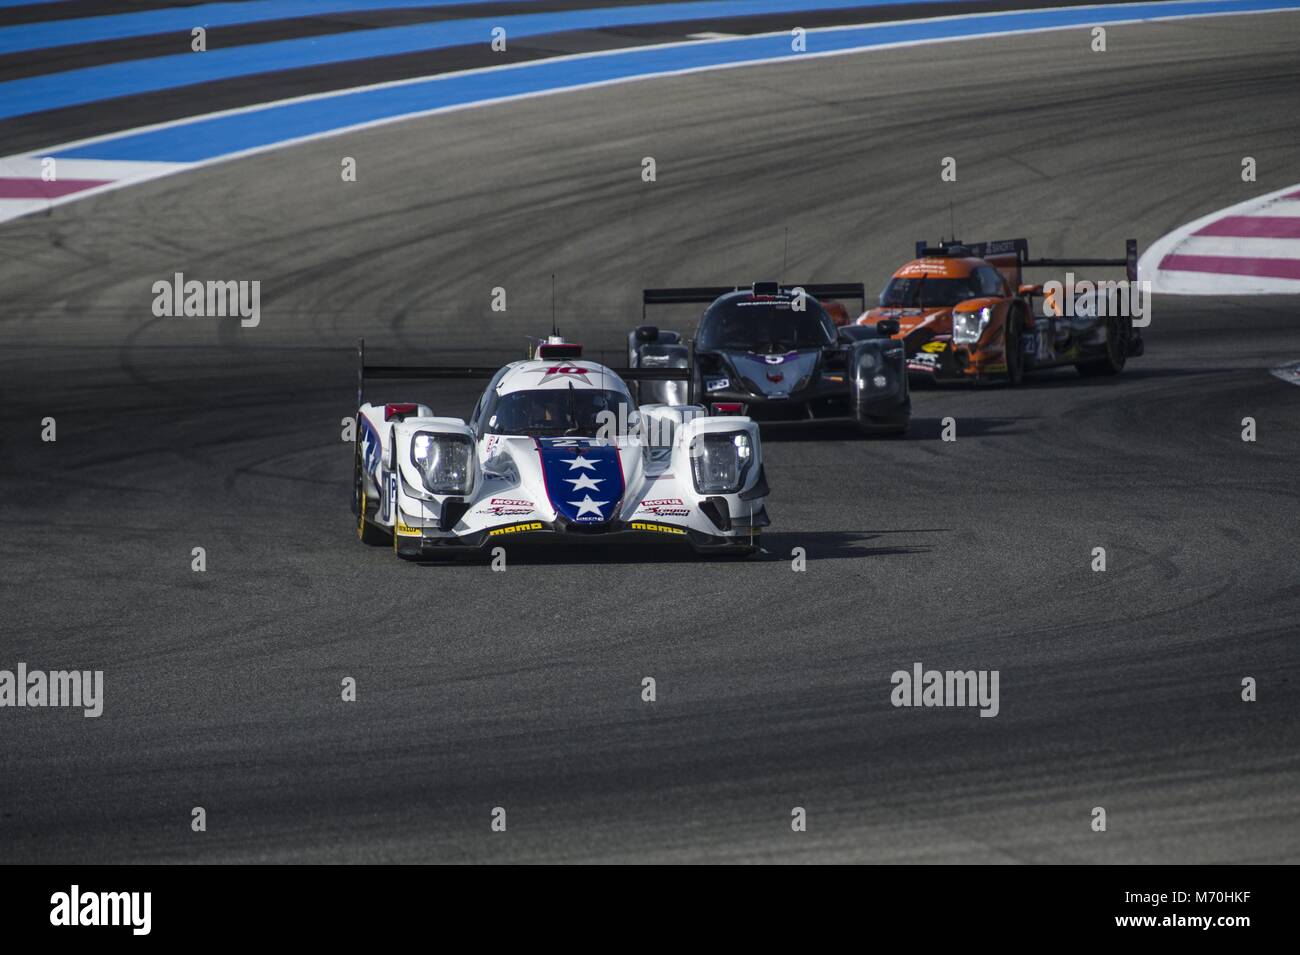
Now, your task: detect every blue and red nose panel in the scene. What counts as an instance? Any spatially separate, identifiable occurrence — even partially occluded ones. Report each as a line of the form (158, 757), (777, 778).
(536, 438), (624, 524)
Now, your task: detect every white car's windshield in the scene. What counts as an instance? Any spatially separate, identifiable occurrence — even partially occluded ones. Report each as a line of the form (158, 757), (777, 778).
(484, 388), (632, 437)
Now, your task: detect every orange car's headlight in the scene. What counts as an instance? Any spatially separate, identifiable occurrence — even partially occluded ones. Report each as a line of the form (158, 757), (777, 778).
(953, 306), (992, 345)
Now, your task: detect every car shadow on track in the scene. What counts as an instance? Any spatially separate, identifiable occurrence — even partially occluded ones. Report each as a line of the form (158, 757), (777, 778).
(415, 540), (723, 567)
(959, 366), (1222, 390)
(907, 366), (1222, 391)
(757, 416), (1025, 441)
(757, 530), (937, 562)
(904, 416), (1027, 440)
(418, 530), (937, 567)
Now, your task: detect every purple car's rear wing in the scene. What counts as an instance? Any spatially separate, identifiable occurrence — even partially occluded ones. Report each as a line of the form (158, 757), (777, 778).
(642, 282), (866, 316)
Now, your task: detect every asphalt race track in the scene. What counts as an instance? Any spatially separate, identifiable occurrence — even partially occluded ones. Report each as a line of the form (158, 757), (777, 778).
(2, 11), (1299, 863)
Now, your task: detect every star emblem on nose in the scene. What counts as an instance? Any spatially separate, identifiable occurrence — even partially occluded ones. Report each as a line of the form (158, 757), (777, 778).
(565, 473), (603, 492)
(568, 494), (608, 518)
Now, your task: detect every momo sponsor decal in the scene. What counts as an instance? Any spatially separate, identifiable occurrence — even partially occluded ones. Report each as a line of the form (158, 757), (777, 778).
(631, 521), (687, 535)
(488, 521), (544, 536)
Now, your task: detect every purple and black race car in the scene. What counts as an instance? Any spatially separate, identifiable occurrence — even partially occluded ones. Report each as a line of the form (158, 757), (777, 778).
(628, 282), (911, 435)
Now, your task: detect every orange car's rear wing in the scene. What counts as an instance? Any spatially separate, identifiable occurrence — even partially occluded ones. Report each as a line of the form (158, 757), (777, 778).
(914, 238), (1137, 282)
(914, 238), (1029, 261)
(1024, 239), (1138, 283)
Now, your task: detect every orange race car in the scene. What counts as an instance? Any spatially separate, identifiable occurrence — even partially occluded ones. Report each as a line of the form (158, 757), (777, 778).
(853, 238), (1144, 384)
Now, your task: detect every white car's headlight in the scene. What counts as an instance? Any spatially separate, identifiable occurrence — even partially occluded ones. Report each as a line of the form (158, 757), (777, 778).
(690, 431), (753, 494)
(412, 432), (473, 494)
(952, 306), (992, 344)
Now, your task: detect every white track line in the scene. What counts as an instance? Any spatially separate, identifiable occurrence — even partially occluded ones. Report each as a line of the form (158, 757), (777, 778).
(3, 2), (1298, 227)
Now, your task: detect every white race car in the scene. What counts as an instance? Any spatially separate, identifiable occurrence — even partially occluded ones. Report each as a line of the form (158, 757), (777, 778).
(352, 337), (770, 560)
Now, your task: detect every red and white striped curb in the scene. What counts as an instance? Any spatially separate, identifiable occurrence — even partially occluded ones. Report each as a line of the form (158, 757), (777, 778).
(1139, 183), (1300, 294)
(1272, 360), (1300, 386)
(0, 158), (184, 223)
